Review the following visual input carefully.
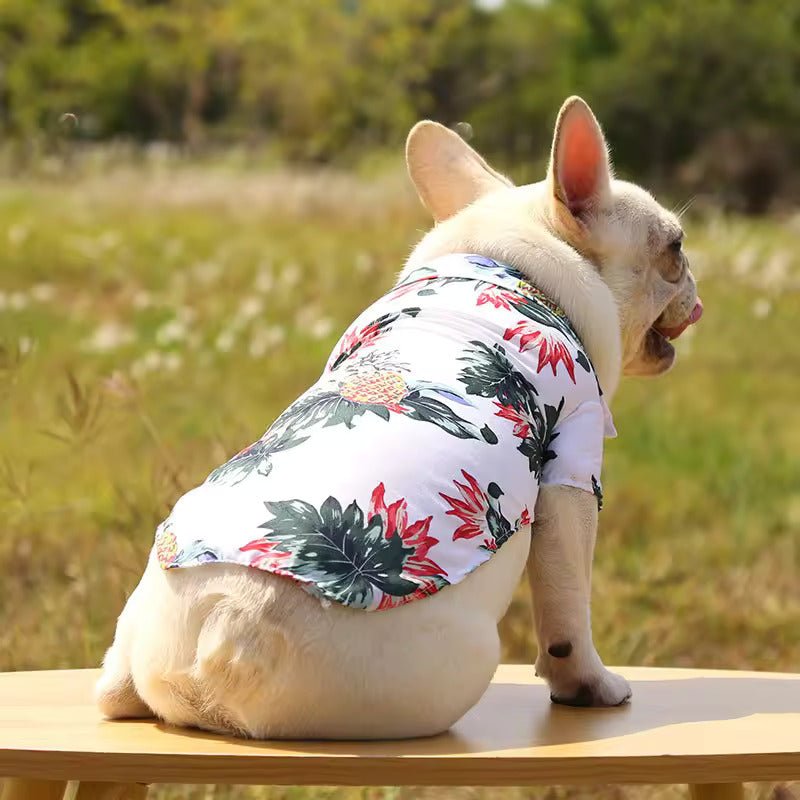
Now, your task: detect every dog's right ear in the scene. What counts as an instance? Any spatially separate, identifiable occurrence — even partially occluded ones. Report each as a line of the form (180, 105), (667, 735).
(548, 97), (612, 222)
(406, 121), (511, 223)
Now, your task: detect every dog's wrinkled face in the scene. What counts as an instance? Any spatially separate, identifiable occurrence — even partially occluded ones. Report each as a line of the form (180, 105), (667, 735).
(545, 98), (702, 376)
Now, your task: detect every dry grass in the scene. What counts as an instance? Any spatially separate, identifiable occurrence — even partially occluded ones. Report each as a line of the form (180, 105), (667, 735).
(1, 164), (798, 800)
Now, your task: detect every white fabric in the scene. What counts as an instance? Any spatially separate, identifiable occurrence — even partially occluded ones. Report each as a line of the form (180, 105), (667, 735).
(153, 253), (615, 611)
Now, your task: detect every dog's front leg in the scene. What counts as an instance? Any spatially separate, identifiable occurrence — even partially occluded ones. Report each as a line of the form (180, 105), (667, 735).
(527, 484), (631, 706)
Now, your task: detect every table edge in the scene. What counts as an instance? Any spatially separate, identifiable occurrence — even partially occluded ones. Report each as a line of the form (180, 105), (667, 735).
(1, 748), (799, 785)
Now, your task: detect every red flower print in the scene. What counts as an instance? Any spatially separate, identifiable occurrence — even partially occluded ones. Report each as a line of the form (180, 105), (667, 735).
(376, 579), (440, 610)
(332, 319), (386, 364)
(369, 483), (441, 578)
(440, 470), (490, 540)
(328, 308), (420, 373)
(239, 536), (292, 572)
(519, 507), (531, 527)
(504, 321), (576, 382)
(476, 286), (517, 310)
(494, 401), (536, 439)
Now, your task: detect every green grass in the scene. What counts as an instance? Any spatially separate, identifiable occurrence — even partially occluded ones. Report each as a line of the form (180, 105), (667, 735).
(1, 164), (798, 800)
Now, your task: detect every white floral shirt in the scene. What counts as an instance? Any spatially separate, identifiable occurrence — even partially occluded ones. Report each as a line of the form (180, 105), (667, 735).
(154, 254), (616, 610)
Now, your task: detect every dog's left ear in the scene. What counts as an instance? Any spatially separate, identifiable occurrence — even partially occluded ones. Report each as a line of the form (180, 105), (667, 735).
(406, 121), (512, 223)
(548, 97), (612, 221)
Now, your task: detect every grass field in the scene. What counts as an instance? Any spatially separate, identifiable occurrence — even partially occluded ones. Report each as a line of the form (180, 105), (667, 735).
(1, 160), (798, 800)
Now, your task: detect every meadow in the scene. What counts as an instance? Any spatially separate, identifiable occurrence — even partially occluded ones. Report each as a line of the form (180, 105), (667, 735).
(0, 155), (798, 800)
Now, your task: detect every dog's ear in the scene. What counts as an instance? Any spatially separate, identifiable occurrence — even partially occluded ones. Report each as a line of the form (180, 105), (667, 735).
(548, 97), (612, 220)
(406, 121), (511, 222)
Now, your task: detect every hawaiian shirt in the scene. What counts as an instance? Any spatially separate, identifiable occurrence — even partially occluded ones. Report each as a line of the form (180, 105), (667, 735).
(154, 254), (616, 611)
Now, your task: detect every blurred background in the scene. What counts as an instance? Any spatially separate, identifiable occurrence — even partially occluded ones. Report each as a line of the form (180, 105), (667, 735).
(0, 1), (798, 799)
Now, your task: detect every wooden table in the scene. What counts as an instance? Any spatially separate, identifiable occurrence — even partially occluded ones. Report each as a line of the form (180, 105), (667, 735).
(1, 665), (799, 800)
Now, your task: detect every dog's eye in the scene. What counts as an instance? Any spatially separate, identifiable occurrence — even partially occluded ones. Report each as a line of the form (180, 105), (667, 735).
(668, 238), (683, 254)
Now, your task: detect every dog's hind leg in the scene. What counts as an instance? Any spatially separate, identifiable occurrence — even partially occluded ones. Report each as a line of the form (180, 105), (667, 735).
(95, 563), (154, 719)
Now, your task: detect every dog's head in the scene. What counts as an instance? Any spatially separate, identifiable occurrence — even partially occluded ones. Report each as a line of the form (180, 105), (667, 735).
(544, 97), (702, 376)
(405, 96), (702, 380)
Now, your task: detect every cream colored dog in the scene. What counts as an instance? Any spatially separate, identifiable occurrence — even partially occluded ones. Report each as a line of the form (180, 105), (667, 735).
(96, 97), (701, 738)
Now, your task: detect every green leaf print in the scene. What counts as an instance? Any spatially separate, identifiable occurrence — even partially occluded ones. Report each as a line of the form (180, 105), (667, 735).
(401, 392), (483, 440)
(207, 425), (309, 485)
(458, 340), (565, 477)
(259, 496), (422, 607)
(458, 340), (539, 408)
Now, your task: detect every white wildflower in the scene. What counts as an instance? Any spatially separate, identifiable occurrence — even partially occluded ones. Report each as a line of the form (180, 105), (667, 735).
(254, 264), (275, 293)
(130, 350), (164, 379)
(752, 298), (772, 319)
(784, 213), (800, 235)
(785, 495), (800, 527)
(162, 352), (183, 372)
(132, 290), (153, 310)
(84, 321), (135, 353)
(7, 223), (30, 247)
(193, 261), (222, 285)
(9, 292), (29, 310)
(18, 336), (36, 355)
(98, 231), (121, 251)
(759, 251), (790, 291)
(30, 283), (56, 302)
(355, 251), (374, 275)
(280, 262), (301, 289)
(238, 296), (264, 321)
(156, 318), (188, 345)
(249, 325), (286, 358)
(732, 245), (758, 278)
(294, 306), (317, 328)
(216, 328), (237, 353)
(310, 317), (333, 340)
(295, 306), (334, 338)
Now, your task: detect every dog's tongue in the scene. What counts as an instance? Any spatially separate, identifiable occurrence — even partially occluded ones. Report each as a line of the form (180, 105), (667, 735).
(655, 299), (703, 340)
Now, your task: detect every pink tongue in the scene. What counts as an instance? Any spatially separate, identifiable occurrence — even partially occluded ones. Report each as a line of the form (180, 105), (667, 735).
(656, 299), (703, 340)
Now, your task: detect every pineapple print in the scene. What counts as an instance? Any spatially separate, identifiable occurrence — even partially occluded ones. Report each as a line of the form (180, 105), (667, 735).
(155, 524), (178, 567)
(274, 349), (480, 439)
(340, 370), (408, 406)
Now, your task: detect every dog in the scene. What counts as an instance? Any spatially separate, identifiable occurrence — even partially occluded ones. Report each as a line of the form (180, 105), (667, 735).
(95, 96), (701, 739)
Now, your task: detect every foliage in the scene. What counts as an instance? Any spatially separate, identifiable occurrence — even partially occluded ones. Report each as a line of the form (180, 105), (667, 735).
(1, 0), (800, 206)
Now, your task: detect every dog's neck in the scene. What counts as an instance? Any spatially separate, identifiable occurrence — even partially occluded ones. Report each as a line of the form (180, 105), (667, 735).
(404, 187), (623, 399)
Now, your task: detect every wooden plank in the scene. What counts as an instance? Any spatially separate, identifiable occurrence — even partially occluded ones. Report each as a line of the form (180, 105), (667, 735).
(1, 778), (67, 800)
(71, 782), (149, 800)
(689, 784), (745, 800)
(0, 666), (798, 786)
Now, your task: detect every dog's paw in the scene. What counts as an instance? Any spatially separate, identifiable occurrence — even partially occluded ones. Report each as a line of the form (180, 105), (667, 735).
(549, 668), (632, 708)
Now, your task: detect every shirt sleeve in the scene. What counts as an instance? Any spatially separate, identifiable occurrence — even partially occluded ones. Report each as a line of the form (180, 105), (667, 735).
(540, 396), (616, 509)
